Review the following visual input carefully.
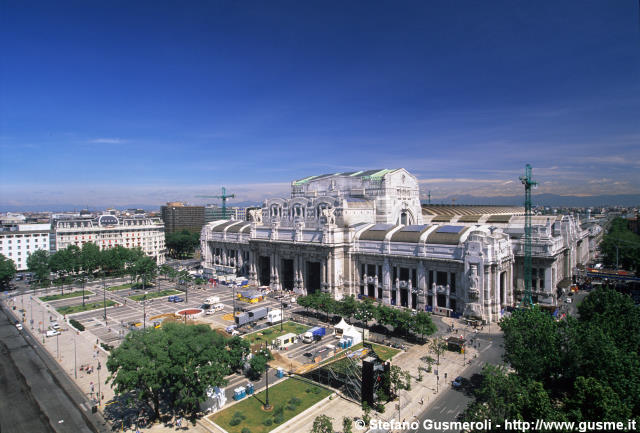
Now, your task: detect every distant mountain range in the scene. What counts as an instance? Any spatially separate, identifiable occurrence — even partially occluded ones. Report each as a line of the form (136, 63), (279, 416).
(1, 195), (639, 213)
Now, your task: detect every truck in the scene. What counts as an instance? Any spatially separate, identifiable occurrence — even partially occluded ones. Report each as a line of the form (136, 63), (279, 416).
(205, 296), (220, 305)
(266, 309), (282, 324)
(302, 326), (326, 343)
(235, 307), (269, 326)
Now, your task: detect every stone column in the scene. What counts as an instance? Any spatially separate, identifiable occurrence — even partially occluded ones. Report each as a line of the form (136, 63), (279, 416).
(416, 262), (426, 311)
(484, 265), (492, 323)
(382, 258), (391, 305)
(321, 259), (327, 291)
(445, 284), (451, 309)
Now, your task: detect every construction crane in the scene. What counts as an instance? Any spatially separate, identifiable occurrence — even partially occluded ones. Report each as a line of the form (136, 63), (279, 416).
(519, 164), (537, 307)
(196, 187), (236, 219)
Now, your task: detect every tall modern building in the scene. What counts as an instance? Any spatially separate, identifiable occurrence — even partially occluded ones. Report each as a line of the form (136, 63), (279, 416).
(202, 169), (595, 323)
(205, 205), (247, 223)
(0, 223), (51, 271)
(161, 202), (205, 234)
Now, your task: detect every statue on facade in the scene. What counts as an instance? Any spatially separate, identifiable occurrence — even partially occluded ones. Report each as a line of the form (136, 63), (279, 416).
(321, 207), (336, 225)
(249, 209), (262, 223)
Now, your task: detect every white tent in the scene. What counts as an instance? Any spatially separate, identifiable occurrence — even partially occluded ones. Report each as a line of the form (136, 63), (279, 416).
(334, 318), (350, 336)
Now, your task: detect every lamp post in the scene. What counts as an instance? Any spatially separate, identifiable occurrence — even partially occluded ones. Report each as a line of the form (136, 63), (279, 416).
(280, 293), (284, 332)
(263, 365), (271, 410)
(74, 332), (77, 379)
(233, 284), (237, 318)
(56, 332), (59, 360)
(143, 291), (148, 329)
(97, 361), (101, 405)
(102, 272), (107, 323)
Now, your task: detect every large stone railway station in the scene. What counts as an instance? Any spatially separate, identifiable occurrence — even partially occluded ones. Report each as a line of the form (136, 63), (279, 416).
(201, 169), (595, 323)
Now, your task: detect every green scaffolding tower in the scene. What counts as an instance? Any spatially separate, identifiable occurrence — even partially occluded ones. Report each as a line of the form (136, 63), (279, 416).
(196, 187), (236, 219)
(519, 164), (537, 307)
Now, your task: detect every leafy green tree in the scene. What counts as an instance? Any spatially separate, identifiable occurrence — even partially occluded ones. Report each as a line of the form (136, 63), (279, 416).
(413, 311), (437, 341)
(429, 337), (447, 365)
(566, 376), (631, 422)
(0, 254), (17, 288)
(315, 291), (336, 322)
(500, 306), (562, 385)
(339, 295), (358, 323)
(165, 230), (200, 259)
(131, 256), (157, 289)
(27, 249), (50, 286)
(599, 217), (640, 272)
(248, 348), (273, 379)
(107, 323), (235, 419)
(342, 416), (353, 433)
(80, 242), (102, 277)
(227, 337), (250, 373)
(101, 245), (129, 276)
(354, 298), (375, 335)
(311, 414), (334, 433)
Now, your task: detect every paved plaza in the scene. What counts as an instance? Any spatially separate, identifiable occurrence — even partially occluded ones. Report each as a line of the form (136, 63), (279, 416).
(2, 277), (504, 433)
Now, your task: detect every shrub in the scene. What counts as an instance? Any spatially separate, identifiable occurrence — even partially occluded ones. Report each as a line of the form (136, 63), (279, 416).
(241, 428), (251, 433)
(229, 418), (242, 426)
(263, 418), (273, 426)
(289, 397), (301, 406)
(274, 406), (284, 417)
(273, 413), (284, 424)
(286, 404), (296, 411)
(69, 319), (84, 331)
(375, 402), (385, 413)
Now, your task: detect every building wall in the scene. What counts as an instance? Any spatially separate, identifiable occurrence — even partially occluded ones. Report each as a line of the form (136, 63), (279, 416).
(54, 217), (166, 264)
(0, 224), (51, 271)
(161, 205), (204, 234)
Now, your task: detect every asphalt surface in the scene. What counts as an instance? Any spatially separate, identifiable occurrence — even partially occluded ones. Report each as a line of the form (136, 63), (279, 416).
(0, 303), (107, 433)
(413, 327), (505, 433)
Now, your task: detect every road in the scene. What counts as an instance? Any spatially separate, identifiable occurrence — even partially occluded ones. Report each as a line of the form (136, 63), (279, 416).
(414, 328), (505, 432)
(0, 303), (106, 433)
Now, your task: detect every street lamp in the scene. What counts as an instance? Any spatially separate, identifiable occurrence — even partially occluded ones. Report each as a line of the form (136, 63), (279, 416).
(143, 291), (148, 329)
(263, 364), (271, 410)
(102, 272), (107, 323)
(280, 292), (284, 332)
(233, 284), (237, 318)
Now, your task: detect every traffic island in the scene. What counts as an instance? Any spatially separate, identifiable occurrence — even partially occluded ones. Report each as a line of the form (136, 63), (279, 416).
(56, 300), (118, 315)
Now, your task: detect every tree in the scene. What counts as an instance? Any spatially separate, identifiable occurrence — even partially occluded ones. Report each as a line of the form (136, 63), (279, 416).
(499, 306), (563, 385)
(599, 217), (640, 272)
(80, 242), (101, 277)
(342, 417), (353, 433)
(384, 365), (411, 398)
(131, 256), (157, 289)
(413, 311), (437, 342)
(311, 415), (334, 433)
(248, 348), (273, 380)
(0, 254), (17, 288)
(354, 298), (375, 336)
(227, 337), (250, 373)
(27, 249), (50, 286)
(165, 230), (200, 259)
(429, 337), (446, 365)
(315, 291), (336, 323)
(339, 295), (358, 323)
(107, 323), (236, 420)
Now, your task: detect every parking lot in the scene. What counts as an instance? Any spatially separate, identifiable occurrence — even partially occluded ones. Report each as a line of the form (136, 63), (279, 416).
(36, 276), (299, 346)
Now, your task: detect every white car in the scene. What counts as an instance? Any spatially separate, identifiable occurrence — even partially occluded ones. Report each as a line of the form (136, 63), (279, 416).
(51, 322), (60, 330)
(566, 298), (572, 304)
(15, 323), (23, 331)
(46, 329), (61, 337)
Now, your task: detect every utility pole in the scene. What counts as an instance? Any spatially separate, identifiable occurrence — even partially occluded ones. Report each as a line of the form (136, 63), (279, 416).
(519, 164), (537, 307)
(102, 273), (107, 323)
(143, 292), (148, 329)
(74, 333), (77, 379)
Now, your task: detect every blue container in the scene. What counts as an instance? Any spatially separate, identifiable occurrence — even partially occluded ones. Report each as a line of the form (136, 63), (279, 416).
(246, 383), (254, 395)
(276, 367), (284, 378)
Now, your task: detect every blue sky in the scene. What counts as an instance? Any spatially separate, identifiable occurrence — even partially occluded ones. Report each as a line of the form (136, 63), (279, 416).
(1, 0), (639, 208)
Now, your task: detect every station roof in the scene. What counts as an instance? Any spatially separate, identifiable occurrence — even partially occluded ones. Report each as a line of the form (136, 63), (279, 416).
(390, 225), (431, 243)
(426, 225), (471, 245)
(227, 222), (252, 233)
(359, 223), (398, 241)
(292, 169), (399, 185)
(211, 221), (241, 232)
(422, 204), (524, 217)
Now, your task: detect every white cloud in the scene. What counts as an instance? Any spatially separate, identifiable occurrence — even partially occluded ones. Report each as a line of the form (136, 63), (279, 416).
(88, 138), (125, 144)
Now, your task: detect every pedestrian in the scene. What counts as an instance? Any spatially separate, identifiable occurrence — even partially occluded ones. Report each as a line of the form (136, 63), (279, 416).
(176, 417), (182, 428)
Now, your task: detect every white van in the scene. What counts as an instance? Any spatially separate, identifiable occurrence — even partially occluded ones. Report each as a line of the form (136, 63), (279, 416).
(266, 309), (282, 324)
(205, 296), (220, 305)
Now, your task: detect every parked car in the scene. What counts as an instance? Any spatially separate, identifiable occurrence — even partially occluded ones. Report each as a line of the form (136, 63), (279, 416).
(168, 296), (185, 303)
(46, 330), (61, 337)
(566, 298), (572, 304)
(452, 376), (463, 389)
(51, 322), (60, 330)
(15, 323), (23, 331)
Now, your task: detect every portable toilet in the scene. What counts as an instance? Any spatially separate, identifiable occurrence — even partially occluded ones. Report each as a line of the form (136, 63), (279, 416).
(233, 386), (246, 401)
(276, 367), (284, 378)
(246, 383), (254, 395)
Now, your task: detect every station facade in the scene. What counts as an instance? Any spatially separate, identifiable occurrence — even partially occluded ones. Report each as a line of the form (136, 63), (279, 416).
(201, 169), (592, 322)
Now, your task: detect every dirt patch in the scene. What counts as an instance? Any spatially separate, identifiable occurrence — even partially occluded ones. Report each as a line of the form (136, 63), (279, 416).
(269, 351), (303, 371)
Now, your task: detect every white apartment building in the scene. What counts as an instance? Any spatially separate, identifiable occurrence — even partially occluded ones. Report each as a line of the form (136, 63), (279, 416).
(0, 223), (51, 271)
(54, 215), (166, 264)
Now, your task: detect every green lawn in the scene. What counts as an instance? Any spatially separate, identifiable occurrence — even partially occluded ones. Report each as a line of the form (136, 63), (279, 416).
(128, 289), (181, 302)
(57, 300), (117, 315)
(210, 378), (331, 433)
(319, 341), (400, 366)
(39, 291), (95, 302)
(243, 321), (309, 346)
(106, 283), (133, 291)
